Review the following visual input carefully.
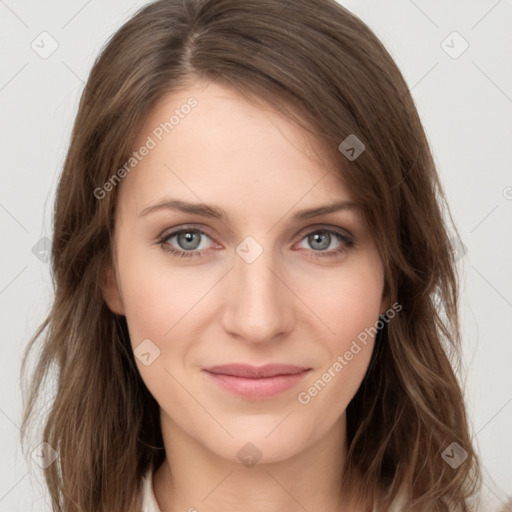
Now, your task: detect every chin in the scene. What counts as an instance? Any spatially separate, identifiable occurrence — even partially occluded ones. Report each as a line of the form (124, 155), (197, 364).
(200, 419), (317, 466)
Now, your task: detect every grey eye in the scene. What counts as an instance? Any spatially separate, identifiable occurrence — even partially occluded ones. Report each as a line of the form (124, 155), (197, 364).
(307, 231), (332, 251)
(176, 230), (202, 250)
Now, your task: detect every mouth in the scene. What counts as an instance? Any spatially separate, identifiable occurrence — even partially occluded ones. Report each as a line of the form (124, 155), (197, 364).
(202, 364), (311, 399)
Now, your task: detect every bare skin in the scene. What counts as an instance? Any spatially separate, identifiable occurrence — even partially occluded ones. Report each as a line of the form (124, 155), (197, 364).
(102, 80), (388, 512)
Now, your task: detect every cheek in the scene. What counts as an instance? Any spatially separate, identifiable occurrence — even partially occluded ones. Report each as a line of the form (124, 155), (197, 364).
(294, 257), (383, 410)
(115, 241), (220, 397)
(117, 243), (209, 345)
(301, 255), (384, 347)
(115, 247), (201, 407)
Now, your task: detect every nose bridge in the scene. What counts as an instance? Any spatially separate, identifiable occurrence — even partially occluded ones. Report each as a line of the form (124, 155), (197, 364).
(222, 237), (292, 343)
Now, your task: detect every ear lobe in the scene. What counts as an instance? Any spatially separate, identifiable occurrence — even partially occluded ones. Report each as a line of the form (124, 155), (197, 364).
(379, 290), (391, 317)
(100, 266), (125, 315)
(379, 303), (390, 317)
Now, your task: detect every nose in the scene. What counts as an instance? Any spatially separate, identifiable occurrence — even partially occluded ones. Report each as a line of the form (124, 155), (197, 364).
(221, 243), (294, 345)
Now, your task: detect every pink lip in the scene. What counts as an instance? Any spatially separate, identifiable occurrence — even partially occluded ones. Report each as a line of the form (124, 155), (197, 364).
(202, 364), (311, 399)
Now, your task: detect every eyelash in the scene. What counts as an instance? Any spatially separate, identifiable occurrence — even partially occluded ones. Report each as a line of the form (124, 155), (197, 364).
(157, 226), (354, 259)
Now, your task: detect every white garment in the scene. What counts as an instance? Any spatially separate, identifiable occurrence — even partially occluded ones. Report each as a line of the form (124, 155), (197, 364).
(141, 469), (161, 512)
(141, 467), (503, 511)
(139, 468), (407, 512)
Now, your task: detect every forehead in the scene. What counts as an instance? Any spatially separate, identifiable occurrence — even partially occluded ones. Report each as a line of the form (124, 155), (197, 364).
(118, 81), (353, 216)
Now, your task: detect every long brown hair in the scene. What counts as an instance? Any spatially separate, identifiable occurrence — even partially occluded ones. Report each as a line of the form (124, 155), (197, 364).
(21, 0), (481, 510)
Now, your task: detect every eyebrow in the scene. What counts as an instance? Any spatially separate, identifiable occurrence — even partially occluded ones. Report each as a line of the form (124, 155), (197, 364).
(139, 198), (360, 221)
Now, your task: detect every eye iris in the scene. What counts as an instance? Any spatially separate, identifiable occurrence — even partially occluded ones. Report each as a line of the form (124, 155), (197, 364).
(309, 231), (331, 251)
(177, 230), (201, 250)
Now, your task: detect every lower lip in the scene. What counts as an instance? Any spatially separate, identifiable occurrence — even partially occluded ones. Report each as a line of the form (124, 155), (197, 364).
(204, 370), (310, 399)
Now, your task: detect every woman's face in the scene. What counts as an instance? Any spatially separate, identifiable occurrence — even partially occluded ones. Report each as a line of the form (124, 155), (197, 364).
(104, 81), (388, 465)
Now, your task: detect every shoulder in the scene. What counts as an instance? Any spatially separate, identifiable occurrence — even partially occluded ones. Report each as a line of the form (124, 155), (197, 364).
(141, 468), (162, 512)
(376, 484), (508, 512)
(139, 470), (507, 512)
(140, 472), (407, 512)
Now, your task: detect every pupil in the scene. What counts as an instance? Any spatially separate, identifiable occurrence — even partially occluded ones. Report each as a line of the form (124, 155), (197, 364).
(310, 231), (330, 250)
(179, 231), (200, 250)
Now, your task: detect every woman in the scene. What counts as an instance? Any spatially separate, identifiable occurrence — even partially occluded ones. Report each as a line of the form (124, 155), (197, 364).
(21, 0), (482, 510)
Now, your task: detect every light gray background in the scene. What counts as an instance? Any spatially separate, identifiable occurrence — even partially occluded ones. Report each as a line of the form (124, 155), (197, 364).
(1, 1), (511, 510)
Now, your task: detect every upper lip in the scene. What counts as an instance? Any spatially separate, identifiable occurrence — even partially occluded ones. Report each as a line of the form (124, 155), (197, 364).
(203, 364), (311, 378)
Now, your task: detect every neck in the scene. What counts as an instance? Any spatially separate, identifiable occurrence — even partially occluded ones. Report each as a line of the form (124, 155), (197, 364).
(152, 411), (366, 512)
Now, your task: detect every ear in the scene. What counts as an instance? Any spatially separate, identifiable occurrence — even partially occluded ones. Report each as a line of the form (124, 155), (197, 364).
(379, 284), (391, 317)
(100, 265), (125, 315)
